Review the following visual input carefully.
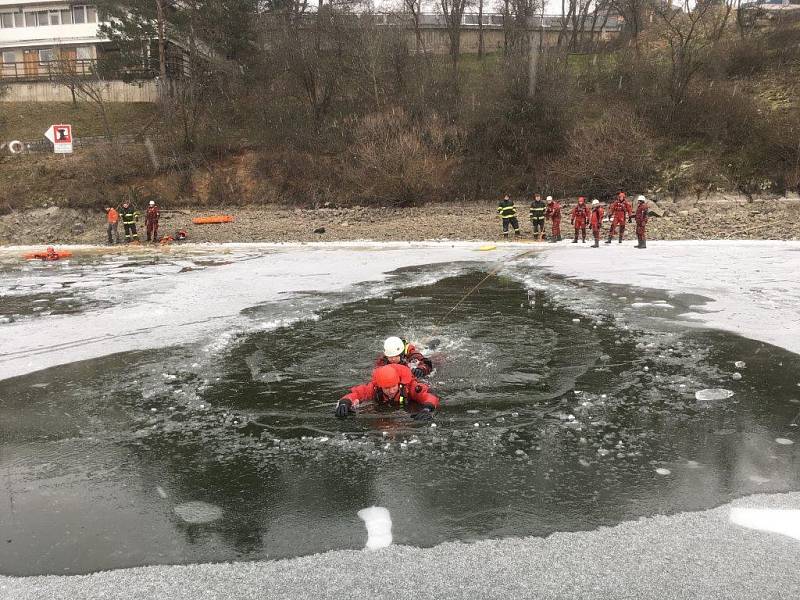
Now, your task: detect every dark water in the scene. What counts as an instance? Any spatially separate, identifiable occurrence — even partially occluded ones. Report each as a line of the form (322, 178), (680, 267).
(1, 268), (799, 575)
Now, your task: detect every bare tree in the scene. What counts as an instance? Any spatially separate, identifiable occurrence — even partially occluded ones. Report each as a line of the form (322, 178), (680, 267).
(51, 58), (115, 142)
(403, 0), (430, 57)
(656, 0), (716, 116)
(478, 0), (485, 58)
(610, 0), (648, 52)
(439, 0), (471, 77)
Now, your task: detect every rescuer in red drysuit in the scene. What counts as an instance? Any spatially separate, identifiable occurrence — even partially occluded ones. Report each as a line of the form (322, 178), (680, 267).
(606, 191), (633, 244)
(545, 196), (562, 243)
(335, 363), (439, 421)
(570, 197), (590, 243)
(145, 200), (161, 243)
(375, 336), (432, 378)
(635, 195), (649, 249)
(589, 199), (605, 248)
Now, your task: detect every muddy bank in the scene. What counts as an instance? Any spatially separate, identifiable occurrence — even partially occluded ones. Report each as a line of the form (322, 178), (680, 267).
(1, 196), (799, 245)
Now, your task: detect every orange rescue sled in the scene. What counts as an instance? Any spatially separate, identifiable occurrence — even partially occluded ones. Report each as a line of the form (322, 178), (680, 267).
(192, 215), (234, 225)
(24, 247), (73, 261)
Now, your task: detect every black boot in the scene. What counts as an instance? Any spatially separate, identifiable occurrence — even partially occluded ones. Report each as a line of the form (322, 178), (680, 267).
(557, 235), (562, 241)
(591, 239), (599, 248)
(604, 235), (612, 244)
(640, 240), (646, 249)
(572, 235), (578, 243)
(619, 232), (623, 244)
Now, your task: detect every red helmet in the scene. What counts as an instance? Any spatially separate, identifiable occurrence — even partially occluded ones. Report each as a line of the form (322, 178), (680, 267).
(373, 365), (401, 388)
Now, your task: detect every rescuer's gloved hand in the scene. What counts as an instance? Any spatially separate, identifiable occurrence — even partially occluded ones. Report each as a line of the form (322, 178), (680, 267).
(335, 399), (352, 418)
(413, 407), (434, 422)
(411, 367), (425, 378)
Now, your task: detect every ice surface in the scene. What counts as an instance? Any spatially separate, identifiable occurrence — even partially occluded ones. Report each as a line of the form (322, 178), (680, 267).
(173, 501), (223, 524)
(357, 506), (393, 550)
(538, 241), (800, 355)
(0, 243), (514, 380)
(729, 507), (800, 541)
(695, 389), (735, 402)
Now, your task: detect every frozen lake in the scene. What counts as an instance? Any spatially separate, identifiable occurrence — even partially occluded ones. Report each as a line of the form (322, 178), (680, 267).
(1, 241), (799, 575)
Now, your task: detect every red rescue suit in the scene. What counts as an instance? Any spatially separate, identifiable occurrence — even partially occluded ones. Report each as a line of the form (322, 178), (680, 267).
(608, 197), (632, 241)
(590, 206), (604, 242)
(570, 201), (590, 242)
(342, 364), (440, 411)
(546, 200), (562, 240)
(145, 205), (160, 242)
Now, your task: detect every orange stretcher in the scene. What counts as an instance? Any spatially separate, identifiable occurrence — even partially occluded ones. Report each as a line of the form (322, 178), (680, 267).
(24, 247), (73, 261)
(191, 215), (234, 224)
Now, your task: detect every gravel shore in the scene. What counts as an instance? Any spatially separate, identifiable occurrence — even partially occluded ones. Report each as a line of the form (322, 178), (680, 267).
(2, 196), (799, 246)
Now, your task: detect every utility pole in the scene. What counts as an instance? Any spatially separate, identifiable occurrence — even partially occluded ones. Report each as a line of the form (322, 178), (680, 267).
(528, 13), (543, 98)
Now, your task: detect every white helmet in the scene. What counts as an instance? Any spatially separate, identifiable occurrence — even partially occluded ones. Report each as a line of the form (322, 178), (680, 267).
(149, 200), (155, 206)
(591, 199), (599, 206)
(636, 195), (646, 203)
(546, 196), (553, 202)
(383, 336), (405, 357)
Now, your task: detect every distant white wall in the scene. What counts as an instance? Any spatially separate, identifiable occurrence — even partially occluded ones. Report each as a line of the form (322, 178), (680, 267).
(1, 79), (158, 102)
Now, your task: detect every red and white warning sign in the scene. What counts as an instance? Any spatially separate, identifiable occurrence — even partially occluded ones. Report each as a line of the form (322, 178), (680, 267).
(44, 124), (73, 154)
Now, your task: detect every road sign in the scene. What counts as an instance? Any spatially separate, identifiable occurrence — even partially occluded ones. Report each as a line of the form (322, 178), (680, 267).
(44, 124), (73, 154)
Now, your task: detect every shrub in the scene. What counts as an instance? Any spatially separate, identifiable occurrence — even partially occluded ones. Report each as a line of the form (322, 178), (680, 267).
(543, 105), (658, 197)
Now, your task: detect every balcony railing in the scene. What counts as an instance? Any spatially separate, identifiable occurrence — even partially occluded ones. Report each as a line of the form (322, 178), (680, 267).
(0, 58), (185, 81)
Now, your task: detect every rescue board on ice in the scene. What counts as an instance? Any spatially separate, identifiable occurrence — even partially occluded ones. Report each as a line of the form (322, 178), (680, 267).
(191, 215), (234, 225)
(477, 245), (496, 251)
(23, 248), (73, 260)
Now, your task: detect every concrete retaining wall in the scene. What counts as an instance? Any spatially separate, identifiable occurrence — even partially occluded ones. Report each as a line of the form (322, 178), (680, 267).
(0, 80), (158, 103)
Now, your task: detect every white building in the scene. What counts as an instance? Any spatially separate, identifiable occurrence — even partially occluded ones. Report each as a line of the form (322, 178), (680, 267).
(0, 1), (105, 79)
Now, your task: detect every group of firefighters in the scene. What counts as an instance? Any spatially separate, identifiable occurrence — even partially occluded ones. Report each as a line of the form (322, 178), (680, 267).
(497, 191), (650, 249)
(335, 336), (439, 421)
(104, 201), (187, 245)
(105, 200), (186, 245)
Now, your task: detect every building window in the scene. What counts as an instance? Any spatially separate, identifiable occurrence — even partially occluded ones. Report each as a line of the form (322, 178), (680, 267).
(49, 11), (60, 25)
(76, 46), (93, 60)
(73, 6), (86, 23)
(1, 13), (12, 28)
(39, 48), (54, 63)
(25, 12), (36, 27)
(36, 11), (49, 26)
(14, 11), (23, 27)
(2, 51), (18, 64)
(61, 9), (73, 24)
(86, 6), (97, 23)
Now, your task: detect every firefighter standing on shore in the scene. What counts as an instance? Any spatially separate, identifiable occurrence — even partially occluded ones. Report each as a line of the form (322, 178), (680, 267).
(635, 195), (649, 249)
(606, 191), (633, 244)
(104, 206), (120, 245)
(529, 193), (547, 241)
(570, 197), (590, 243)
(120, 200), (139, 243)
(497, 194), (521, 239)
(589, 199), (605, 248)
(545, 196), (562, 242)
(145, 200), (160, 243)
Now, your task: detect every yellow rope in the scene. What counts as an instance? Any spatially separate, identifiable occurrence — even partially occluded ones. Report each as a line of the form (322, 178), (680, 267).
(434, 248), (539, 327)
